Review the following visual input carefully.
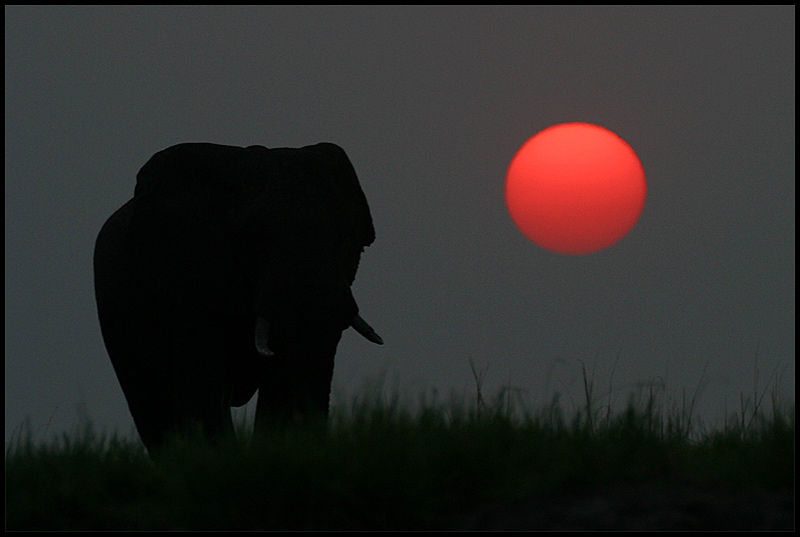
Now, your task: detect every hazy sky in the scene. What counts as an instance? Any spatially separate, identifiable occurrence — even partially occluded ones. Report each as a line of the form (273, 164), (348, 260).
(5, 5), (794, 443)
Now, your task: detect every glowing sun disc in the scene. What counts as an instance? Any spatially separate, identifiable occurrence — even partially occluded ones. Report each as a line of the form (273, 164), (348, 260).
(505, 122), (647, 255)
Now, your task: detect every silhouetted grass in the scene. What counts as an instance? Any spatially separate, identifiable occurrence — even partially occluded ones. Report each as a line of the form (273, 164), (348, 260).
(6, 386), (794, 530)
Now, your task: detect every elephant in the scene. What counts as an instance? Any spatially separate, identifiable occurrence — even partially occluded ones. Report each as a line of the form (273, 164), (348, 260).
(94, 142), (382, 453)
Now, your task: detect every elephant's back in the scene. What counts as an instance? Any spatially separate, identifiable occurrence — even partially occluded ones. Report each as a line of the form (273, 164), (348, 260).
(134, 143), (247, 198)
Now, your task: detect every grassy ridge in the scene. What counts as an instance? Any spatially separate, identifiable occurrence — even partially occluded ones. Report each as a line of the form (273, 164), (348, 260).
(6, 397), (794, 530)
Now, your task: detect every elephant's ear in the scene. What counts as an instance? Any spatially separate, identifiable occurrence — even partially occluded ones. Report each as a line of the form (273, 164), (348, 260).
(306, 143), (376, 248)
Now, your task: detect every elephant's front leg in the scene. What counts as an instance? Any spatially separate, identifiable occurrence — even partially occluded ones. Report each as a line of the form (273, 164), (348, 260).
(253, 328), (341, 432)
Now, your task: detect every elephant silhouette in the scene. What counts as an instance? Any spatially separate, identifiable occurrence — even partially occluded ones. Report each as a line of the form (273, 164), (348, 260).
(94, 142), (382, 453)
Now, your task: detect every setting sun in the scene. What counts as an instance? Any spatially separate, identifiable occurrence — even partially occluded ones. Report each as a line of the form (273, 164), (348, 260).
(505, 122), (647, 255)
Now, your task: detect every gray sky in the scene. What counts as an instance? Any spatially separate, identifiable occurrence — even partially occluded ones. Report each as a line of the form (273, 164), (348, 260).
(5, 5), (794, 443)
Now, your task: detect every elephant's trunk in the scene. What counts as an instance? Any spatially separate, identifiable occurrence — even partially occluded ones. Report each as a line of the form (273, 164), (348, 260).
(254, 313), (382, 357)
(255, 316), (275, 357)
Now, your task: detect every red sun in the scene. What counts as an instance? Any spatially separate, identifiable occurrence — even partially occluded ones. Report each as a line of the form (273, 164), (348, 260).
(505, 122), (647, 255)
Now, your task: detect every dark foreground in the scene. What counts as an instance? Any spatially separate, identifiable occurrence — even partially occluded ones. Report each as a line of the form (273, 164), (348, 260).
(7, 402), (794, 530)
(465, 483), (793, 530)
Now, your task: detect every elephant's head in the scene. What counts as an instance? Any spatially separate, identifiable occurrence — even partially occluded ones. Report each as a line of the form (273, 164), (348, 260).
(229, 143), (383, 358)
(136, 142), (382, 354)
(95, 142), (382, 451)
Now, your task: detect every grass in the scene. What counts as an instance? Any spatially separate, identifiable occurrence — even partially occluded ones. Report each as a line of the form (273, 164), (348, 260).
(6, 377), (794, 530)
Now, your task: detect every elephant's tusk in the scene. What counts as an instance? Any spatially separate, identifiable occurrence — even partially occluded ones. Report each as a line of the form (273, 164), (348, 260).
(350, 314), (384, 345)
(255, 316), (275, 357)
